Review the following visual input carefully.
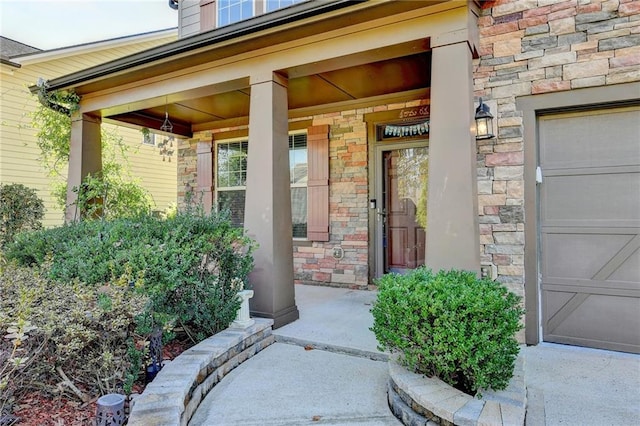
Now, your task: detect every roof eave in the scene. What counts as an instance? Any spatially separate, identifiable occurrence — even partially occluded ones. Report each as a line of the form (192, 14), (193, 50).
(1, 57), (21, 68)
(30, 0), (362, 94)
(16, 28), (177, 66)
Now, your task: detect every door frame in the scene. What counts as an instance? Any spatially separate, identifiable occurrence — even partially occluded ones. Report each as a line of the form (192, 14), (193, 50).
(372, 140), (429, 279)
(365, 107), (431, 284)
(517, 81), (640, 346)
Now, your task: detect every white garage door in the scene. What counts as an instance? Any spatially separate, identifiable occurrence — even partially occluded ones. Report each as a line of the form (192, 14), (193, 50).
(539, 106), (640, 354)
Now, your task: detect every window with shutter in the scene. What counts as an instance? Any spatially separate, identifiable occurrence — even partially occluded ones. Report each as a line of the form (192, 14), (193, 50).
(306, 125), (329, 241)
(214, 132), (309, 238)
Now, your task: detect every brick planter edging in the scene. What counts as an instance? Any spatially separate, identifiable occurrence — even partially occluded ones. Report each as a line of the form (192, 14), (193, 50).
(127, 318), (275, 426)
(387, 350), (526, 426)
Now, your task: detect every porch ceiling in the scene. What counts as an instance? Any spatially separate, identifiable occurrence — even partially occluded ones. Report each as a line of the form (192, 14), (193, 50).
(107, 51), (431, 137)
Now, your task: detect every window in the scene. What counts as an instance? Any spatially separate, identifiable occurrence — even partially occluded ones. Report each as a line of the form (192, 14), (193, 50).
(217, 0), (254, 27)
(265, 0), (304, 13)
(289, 133), (308, 238)
(216, 133), (308, 238)
(216, 139), (248, 227)
(215, 0), (306, 27)
(142, 132), (156, 146)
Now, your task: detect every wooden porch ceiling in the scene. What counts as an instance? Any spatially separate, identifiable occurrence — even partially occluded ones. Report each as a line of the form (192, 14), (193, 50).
(107, 52), (432, 137)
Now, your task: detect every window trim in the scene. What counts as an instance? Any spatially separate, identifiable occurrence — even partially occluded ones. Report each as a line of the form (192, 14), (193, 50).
(212, 0), (307, 29)
(216, 0), (256, 28)
(289, 130), (309, 241)
(215, 136), (248, 192)
(142, 132), (156, 146)
(264, 0), (305, 14)
(214, 131), (309, 239)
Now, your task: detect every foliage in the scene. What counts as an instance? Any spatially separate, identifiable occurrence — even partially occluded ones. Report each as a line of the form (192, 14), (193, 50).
(5, 210), (256, 342)
(371, 268), (524, 395)
(31, 94), (153, 220)
(31, 89), (79, 171)
(0, 263), (147, 413)
(0, 183), (45, 248)
(69, 170), (152, 221)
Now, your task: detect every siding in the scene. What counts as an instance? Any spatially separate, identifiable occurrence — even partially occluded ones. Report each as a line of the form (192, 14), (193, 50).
(0, 34), (178, 227)
(180, 0), (202, 38)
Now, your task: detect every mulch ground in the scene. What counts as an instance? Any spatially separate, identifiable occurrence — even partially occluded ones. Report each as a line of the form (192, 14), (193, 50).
(8, 339), (190, 425)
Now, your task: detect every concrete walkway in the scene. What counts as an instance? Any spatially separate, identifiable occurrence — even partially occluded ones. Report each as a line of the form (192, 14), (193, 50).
(190, 285), (398, 425)
(523, 343), (640, 426)
(190, 285), (640, 426)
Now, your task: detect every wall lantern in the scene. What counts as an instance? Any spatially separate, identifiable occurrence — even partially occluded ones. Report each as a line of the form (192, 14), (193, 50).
(475, 98), (494, 140)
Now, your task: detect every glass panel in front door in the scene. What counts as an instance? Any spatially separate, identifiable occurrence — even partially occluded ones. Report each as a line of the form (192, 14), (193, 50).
(383, 147), (428, 273)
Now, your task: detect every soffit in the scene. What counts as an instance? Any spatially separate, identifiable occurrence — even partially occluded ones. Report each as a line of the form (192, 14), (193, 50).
(69, 0), (447, 96)
(76, 1), (458, 136)
(108, 48), (431, 136)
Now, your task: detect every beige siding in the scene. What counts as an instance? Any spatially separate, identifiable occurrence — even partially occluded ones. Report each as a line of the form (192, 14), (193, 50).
(0, 34), (177, 227)
(180, 0), (201, 38)
(112, 126), (177, 214)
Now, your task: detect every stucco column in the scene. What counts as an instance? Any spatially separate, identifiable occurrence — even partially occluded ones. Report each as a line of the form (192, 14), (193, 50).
(425, 40), (481, 274)
(244, 71), (299, 328)
(66, 113), (102, 222)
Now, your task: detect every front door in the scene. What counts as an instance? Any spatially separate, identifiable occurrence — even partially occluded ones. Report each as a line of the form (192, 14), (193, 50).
(376, 145), (428, 275)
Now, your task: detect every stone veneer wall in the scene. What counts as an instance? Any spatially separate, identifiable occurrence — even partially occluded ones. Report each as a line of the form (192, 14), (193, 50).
(177, 134), (199, 208)
(474, 0), (640, 301)
(294, 109), (369, 289)
(176, 0), (639, 295)
(177, 101), (428, 291)
(296, 101), (429, 290)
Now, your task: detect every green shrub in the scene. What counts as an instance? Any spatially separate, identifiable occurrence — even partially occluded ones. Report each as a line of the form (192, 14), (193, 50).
(0, 183), (45, 249)
(371, 268), (524, 395)
(69, 170), (152, 221)
(5, 210), (256, 342)
(0, 263), (147, 413)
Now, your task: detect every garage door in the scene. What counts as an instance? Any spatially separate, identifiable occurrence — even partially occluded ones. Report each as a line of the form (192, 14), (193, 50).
(539, 106), (640, 354)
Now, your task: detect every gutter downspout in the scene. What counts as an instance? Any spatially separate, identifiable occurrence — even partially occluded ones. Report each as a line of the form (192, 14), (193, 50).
(35, 78), (71, 116)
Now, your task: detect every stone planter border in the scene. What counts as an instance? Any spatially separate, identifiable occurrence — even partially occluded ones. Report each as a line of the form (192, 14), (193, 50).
(387, 351), (526, 426)
(127, 318), (274, 426)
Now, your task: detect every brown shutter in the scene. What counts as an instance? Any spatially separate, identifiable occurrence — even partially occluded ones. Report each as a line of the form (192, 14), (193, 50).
(197, 141), (213, 213)
(307, 125), (329, 241)
(200, 0), (216, 32)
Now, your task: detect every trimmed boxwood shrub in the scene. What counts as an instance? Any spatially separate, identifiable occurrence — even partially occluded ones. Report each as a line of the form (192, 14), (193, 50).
(371, 268), (524, 395)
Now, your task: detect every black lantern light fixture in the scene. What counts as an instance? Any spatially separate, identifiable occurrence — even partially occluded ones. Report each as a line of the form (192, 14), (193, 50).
(475, 98), (494, 140)
(145, 327), (163, 384)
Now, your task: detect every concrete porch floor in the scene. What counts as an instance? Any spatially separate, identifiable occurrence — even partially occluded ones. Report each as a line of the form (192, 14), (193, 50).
(190, 284), (640, 425)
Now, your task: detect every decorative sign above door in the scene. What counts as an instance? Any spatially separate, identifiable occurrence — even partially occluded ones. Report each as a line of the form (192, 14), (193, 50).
(383, 121), (429, 138)
(398, 105), (430, 120)
(375, 105), (430, 141)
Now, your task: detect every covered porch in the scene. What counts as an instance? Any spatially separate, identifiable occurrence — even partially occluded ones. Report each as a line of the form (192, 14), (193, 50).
(41, 0), (481, 327)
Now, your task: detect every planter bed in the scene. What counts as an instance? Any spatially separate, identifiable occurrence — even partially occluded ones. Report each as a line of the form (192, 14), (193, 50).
(127, 318), (274, 426)
(387, 350), (526, 426)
